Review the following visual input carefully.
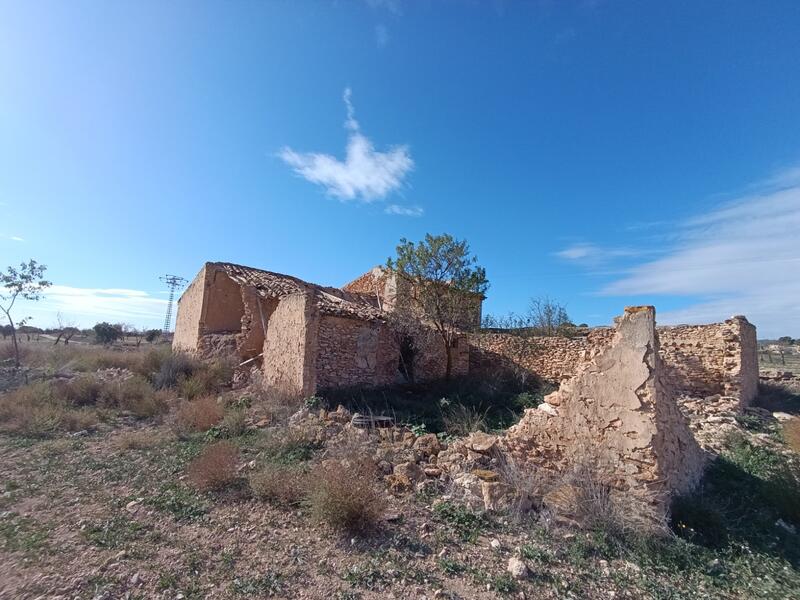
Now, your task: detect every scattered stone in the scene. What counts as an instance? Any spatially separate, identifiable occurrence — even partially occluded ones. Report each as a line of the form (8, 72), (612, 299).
(385, 473), (412, 494)
(507, 556), (528, 579)
(471, 468), (498, 482)
(414, 433), (442, 457)
(490, 538), (501, 550)
(394, 461), (424, 482)
(467, 431), (498, 453)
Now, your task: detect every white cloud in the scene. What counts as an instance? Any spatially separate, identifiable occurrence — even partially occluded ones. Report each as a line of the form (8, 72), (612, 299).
(13, 284), (168, 328)
(599, 167), (800, 337)
(555, 243), (643, 264)
(278, 88), (414, 203)
(384, 204), (423, 217)
(9, 236), (24, 242)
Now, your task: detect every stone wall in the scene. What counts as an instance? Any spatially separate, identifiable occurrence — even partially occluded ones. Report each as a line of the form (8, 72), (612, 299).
(469, 329), (614, 383)
(203, 269), (245, 334)
(315, 316), (399, 390)
(173, 265), (208, 353)
(503, 307), (706, 515)
(470, 316), (759, 406)
(262, 294), (316, 399)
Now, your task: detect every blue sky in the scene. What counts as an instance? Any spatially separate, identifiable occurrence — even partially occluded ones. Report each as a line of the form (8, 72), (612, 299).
(1, 0), (799, 337)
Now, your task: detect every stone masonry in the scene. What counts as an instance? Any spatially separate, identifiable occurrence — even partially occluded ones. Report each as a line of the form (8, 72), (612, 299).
(173, 262), (471, 398)
(470, 316), (758, 408)
(502, 306), (706, 515)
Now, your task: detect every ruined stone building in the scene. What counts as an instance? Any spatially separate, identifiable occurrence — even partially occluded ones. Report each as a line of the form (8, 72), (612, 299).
(174, 261), (758, 422)
(173, 262), (472, 398)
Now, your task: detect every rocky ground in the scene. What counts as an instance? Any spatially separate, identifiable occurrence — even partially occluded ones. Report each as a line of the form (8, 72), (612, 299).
(1, 368), (799, 599)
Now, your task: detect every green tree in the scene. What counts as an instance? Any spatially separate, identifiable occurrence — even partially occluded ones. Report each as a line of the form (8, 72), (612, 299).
(387, 233), (488, 379)
(144, 329), (161, 343)
(94, 322), (122, 345)
(0, 260), (51, 367)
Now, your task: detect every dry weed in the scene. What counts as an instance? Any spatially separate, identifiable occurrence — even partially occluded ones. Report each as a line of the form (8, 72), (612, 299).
(114, 430), (171, 450)
(188, 441), (240, 491)
(306, 455), (387, 534)
(173, 397), (224, 436)
(250, 464), (309, 506)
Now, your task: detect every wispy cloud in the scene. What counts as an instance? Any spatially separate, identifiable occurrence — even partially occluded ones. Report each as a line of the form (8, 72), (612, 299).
(598, 165), (800, 337)
(384, 204), (423, 217)
(366, 0), (402, 15)
(15, 285), (168, 328)
(555, 243), (644, 265)
(9, 236), (24, 242)
(375, 24), (389, 47)
(279, 88), (414, 203)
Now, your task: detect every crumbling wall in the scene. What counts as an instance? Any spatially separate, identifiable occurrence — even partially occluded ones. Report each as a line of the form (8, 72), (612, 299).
(469, 329), (615, 383)
(503, 307), (705, 513)
(238, 289), (277, 361)
(315, 316), (399, 390)
(202, 269), (245, 334)
(470, 317), (758, 406)
(722, 316), (758, 406)
(263, 294), (317, 399)
(173, 265), (208, 353)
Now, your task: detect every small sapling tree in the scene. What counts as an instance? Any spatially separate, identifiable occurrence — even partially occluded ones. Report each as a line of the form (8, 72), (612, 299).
(387, 233), (488, 379)
(0, 260), (51, 367)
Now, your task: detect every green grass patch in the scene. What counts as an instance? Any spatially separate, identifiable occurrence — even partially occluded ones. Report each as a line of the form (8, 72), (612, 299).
(432, 500), (490, 542)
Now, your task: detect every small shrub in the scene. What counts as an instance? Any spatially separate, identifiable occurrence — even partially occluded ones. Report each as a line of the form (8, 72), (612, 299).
(250, 464), (308, 507)
(306, 457), (387, 534)
(173, 397), (224, 436)
(432, 500), (489, 542)
(105, 376), (169, 418)
(178, 374), (207, 400)
(222, 408), (247, 437)
(187, 441), (239, 492)
(441, 403), (488, 437)
(256, 427), (321, 464)
(0, 382), (62, 437)
(153, 352), (197, 389)
(61, 376), (103, 407)
(137, 346), (172, 379)
(60, 408), (99, 432)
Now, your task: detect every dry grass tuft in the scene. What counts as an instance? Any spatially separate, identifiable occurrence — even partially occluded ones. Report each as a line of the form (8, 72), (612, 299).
(306, 456), (387, 534)
(188, 441), (240, 491)
(250, 464), (309, 506)
(173, 397), (224, 436)
(114, 430), (172, 450)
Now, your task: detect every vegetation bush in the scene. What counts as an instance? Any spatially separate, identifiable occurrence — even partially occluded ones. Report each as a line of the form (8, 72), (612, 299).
(306, 456), (387, 534)
(440, 402), (488, 436)
(255, 427), (321, 464)
(187, 441), (240, 492)
(320, 373), (543, 434)
(221, 408), (247, 438)
(249, 464), (309, 507)
(153, 352), (197, 390)
(173, 396), (224, 436)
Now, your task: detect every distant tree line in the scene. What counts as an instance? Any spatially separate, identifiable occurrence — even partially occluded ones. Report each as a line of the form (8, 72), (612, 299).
(481, 296), (587, 337)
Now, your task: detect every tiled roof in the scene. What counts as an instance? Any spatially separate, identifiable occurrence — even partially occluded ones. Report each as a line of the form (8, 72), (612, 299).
(211, 262), (385, 321)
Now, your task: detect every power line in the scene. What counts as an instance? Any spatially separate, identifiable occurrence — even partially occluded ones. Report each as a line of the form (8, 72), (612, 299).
(159, 275), (187, 333)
